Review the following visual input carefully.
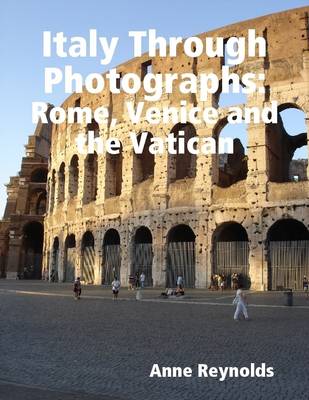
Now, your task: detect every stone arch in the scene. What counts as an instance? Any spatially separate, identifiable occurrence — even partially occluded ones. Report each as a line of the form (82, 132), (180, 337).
(213, 117), (248, 188)
(84, 153), (98, 204)
(86, 119), (100, 137)
(212, 222), (250, 288)
(21, 221), (44, 279)
(102, 228), (121, 285)
(105, 142), (123, 198)
(168, 123), (197, 182)
(267, 104), (307, 182)
(133, 132), (155, 184)
(69, 155), (79, 198)
(49, 169), (56, 212)
(64, 234), (76, 282)
(57, 162), (65, 203)
(30, 168), (48, 183)
(81, 231), (95, 284)
(28, 188), (47, 215)
(166, 224), (196, 288)
(50, 237), (60, 281)
(131, 226), (153, 287)
(267, 218), (309, 290)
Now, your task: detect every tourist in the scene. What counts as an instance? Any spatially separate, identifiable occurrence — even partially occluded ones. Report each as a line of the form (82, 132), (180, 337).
(140, 271), (146, 288)
(135, 271), (140, 289)
(128, 274), (135, 290)
(176, 274), (183, 289)
(233, 285), (249, 321)
(73, 277), (82, 300)
(303, 276), (308, 298)
(232, 273), (239, 290)
(112, 277), (121, 300)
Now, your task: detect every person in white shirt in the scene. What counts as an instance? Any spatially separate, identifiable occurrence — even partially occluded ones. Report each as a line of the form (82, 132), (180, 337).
(176, 275), (184, 289)
(111, 277), (121, 300)
(140, 272), (146, 288)
(233, 286), (249, 321)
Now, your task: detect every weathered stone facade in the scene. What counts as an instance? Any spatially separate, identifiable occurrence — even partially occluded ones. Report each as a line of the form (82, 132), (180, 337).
(0, 106), (53, 278)
(2, 8), (309, 290)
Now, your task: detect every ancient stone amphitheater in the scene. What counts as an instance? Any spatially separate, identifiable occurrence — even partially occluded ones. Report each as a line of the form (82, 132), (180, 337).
(1, 7), (308, 290)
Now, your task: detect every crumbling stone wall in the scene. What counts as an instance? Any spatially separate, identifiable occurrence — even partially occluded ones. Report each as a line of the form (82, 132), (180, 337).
(40, 7), (309, 290)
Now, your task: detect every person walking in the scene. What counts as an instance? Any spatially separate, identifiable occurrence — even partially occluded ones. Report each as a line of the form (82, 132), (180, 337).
(135, 271), (140, 289)
(233, 285), (249, 321)
(73, 277), (82, 300)
(112, 276), (121, 300)
(176, 275), (183, 289)
(303, 276), (308, 298)
(140, 271), (146, 289)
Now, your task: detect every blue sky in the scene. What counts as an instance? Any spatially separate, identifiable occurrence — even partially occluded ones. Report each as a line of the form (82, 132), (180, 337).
(0, 0), (307, 217)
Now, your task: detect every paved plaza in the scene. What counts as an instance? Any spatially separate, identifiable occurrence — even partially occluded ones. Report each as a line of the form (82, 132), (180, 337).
(0, 281), (308, 400)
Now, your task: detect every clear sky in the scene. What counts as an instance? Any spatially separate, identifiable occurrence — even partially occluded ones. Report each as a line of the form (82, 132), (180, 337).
(0, 0), (308, 217)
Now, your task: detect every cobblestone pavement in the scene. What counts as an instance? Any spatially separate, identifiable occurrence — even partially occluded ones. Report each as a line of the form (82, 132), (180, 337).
(0, 280), (308, 400)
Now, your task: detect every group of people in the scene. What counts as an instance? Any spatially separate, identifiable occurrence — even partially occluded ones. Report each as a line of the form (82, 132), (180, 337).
(73, 272), (147, 301)
(161, 275), (185, 298)
(128, 271), (146, 290)
(209, 273), (241, 291)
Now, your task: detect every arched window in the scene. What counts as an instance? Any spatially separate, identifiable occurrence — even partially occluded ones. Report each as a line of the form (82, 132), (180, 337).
(267, 105), (307, 182)
(215, 119), (248, 188)
(169, 123), (197, 182)
(69, 155), (79, 198)
(57, 163), (65, 203)
(133, 132), (155, 184)
(84, 153), (98, 204)
(30, 168), (48, 183)
(105, 143), (122, 198)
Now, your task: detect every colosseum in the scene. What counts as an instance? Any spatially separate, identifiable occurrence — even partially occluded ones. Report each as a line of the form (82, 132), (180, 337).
(0, 7), (308, 291)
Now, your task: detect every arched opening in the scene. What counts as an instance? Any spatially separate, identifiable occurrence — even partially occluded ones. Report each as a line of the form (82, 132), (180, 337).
(57, 162), (65, 203)
(212, 222), (250, 288)
(105, 143), (122, 198)
(50, 237), (59, 281)
(267, 219), (309, 290)
(84, 153), (98, 204)
(28, 189), (47, 215)
(215, 119), (248, 188)
(267, 105), (308, 182)
(86, 119), (100, 138)
(166, 224), (195, 288)
(102, 229), (121, 285)
(69, 155), (79, 198)
(169, 123), (197, 182)
(64, 234), (76, 282)
(81, 231), (95, 284)
(21, 221), (44, 279)
(36, 190), (47, 215)
(49, 170), (56, 212)
(0, 230), (9, 278)
(132, 226), (153, 287)
(133, 132), (155, 184)
(30, 168), (48, 183)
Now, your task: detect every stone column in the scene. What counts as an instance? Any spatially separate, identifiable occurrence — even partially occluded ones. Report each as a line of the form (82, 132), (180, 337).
(5, 234), (22, 279)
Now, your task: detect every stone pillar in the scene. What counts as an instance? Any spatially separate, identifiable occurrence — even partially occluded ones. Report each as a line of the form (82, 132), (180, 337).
(6, 234), (22, 279)
(194, 214), (208, 288)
